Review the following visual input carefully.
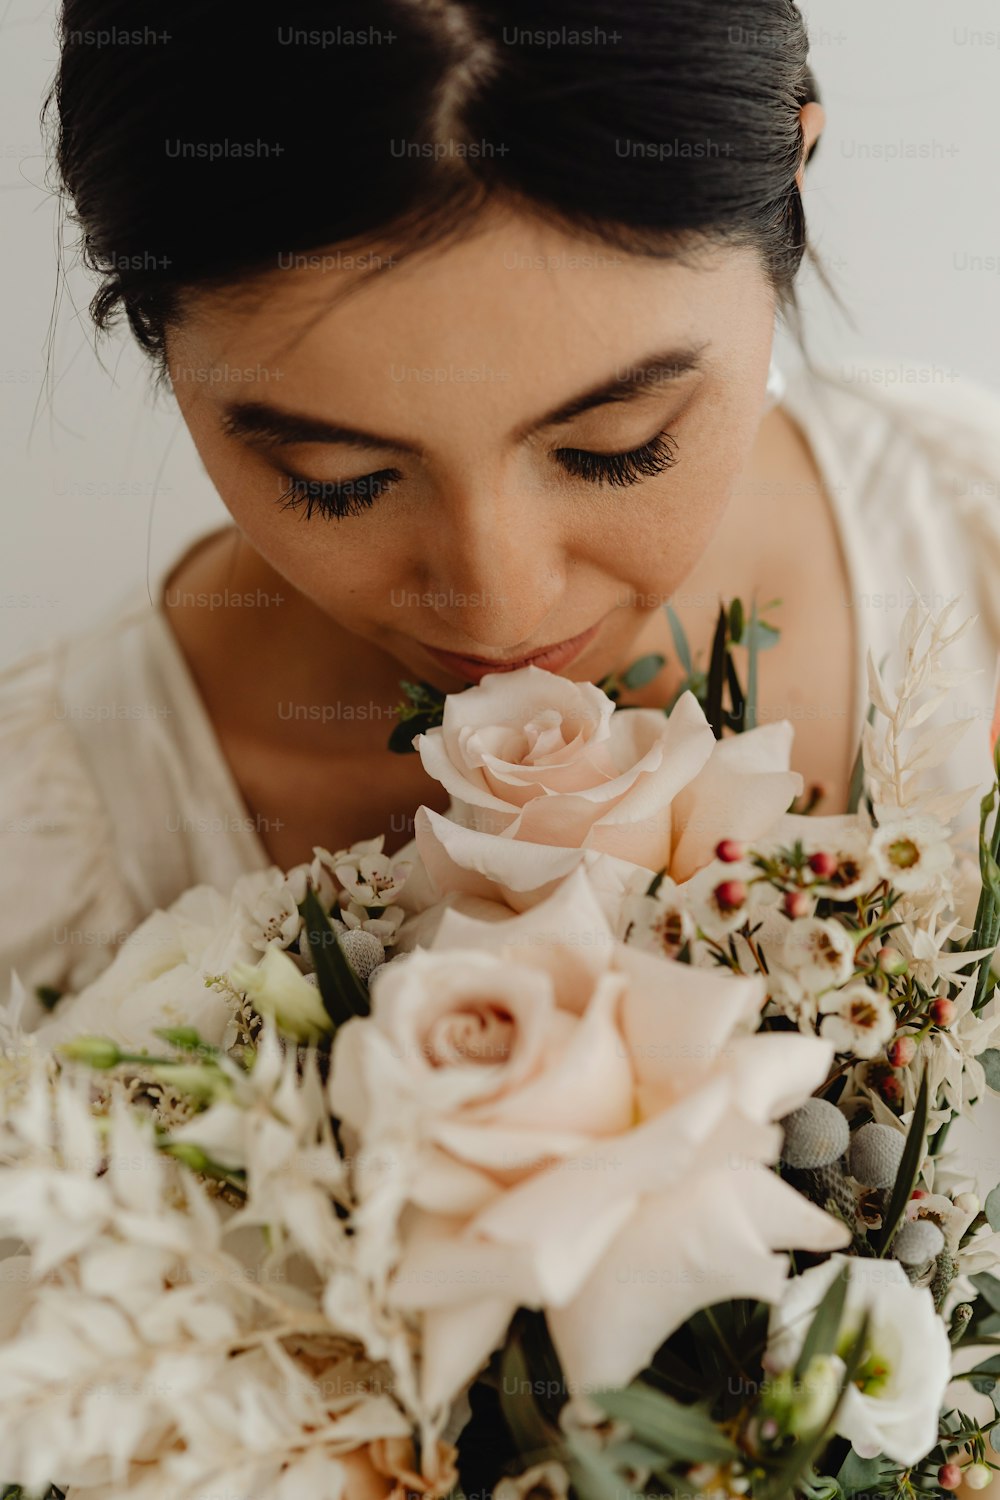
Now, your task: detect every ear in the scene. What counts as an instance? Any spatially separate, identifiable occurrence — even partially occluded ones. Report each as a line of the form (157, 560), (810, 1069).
(796, 101), (826, 193)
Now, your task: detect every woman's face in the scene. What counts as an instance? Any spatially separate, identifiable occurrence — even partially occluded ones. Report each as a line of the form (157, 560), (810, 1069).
(166, 201), (777, 691)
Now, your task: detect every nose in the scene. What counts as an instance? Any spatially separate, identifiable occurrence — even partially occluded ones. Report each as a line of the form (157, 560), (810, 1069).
(422, 480), (567, 652)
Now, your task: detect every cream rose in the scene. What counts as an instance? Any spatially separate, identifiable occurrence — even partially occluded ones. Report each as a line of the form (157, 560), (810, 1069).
(409, 666), (801, 916)
(331, 865), (849, 1412)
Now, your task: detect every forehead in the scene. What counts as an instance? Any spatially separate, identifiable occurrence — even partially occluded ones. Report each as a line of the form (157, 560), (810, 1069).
(170, 205), (769, 407)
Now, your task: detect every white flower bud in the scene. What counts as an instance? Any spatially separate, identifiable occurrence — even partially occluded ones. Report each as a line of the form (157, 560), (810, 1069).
(229, 947), (332, 1042)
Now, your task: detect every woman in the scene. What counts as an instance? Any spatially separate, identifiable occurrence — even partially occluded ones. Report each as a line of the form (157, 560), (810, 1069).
(3, 7), (1000, 1495)
(3, 0), (1000, 1013)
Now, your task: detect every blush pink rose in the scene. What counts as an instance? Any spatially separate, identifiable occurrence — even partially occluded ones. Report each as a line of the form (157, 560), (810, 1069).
(408, 666), (801, 915)
(331, 866), (848, 1412)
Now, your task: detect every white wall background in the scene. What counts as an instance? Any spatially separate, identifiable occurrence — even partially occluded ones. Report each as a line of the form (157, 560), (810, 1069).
(2, 0), (1000, 666)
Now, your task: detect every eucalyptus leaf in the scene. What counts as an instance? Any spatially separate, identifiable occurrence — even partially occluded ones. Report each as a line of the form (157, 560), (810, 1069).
(836, 1449), (892, 1496)
(621, 653), (666, 690)
(971, 1272), (1000, 1312)
(665, 604), (694, 676)
(987, 1188), (1000, 1232)
(590, 1383), (739, 1465)
(745, 619), (781, 652)
(980, 1051), (1000, 1095)
(565, 1439), (644, 1500)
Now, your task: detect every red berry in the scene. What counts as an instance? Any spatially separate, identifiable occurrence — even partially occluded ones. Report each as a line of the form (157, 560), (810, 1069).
(938, 1464), (963, 1491)
(887, 1036), (917, 1068)
(878, 1073), (904, 1108)
(715, 839), (746, 864)
(808, 851), (838, 878)
(911, 1189), (928, 1199)
(930, 997), (956, 1027)
(714, 879), (747, 912)
(783, 889), (811, 919)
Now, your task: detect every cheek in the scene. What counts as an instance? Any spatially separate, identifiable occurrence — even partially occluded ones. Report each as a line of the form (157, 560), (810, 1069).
(604, 422), (748, 605)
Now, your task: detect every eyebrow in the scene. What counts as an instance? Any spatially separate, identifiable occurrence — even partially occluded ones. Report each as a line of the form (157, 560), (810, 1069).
(218, 342), (708, 456)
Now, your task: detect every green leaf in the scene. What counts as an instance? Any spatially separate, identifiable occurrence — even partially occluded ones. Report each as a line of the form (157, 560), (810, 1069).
(728, 597), (745, 643)
(875, 1071), (929, 1257)
(795, 1262), (850, 1379)
(665, 604), (694, 677)
(705, 605), (728, 741)
(836, 1450), (893, 1497)
(987, 1189), (1000, 1233)
(724, 652), (746, 735)
(745, 601), (760, 732)
(564, 1438), (646, 1500)
(590, 1383), (740, 1465)
(972, 1272), (1000, 1311)
(621, 652), (666, 691)
(297, 888), (370, 1028)
(746, 619), (781, 652)
(498, 1334), (556, 1463)
(153, 1026), (219, 1056)
(846, 702), (878, 817)
(980, 1051), (1000, 1094)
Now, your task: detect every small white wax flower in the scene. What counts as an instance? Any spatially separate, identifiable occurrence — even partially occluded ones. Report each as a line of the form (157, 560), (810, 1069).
(870, 814), (953, 894)
(818, 983), (896, 1060)
(781, 918), (857, 990)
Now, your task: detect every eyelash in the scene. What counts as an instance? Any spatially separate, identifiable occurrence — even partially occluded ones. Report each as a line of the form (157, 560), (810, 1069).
(277, 428), (680, 520)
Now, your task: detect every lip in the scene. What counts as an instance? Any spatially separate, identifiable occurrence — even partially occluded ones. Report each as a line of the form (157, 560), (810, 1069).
(423, 619), (604, 683)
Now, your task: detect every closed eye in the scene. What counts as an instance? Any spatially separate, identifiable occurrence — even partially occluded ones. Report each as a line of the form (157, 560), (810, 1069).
(554, 428), (679, 487)
(275, 427), (680, 520)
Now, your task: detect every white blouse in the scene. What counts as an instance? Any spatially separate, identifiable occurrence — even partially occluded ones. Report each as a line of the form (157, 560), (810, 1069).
(3, 356), (1000, 1028)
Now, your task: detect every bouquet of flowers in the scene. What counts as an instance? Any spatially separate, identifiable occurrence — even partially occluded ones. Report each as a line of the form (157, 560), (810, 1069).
(3, 595), (1000, 1500)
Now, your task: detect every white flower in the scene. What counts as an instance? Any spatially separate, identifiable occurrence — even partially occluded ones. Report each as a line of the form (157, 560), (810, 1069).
(31, 870), (277, 1054)
(340, 900), (406, 945)
(764, 1254), (952, 1466)
(893, 900), (992, 995)
(917, 971), (1000, 1116)
(331, 865), (849, 1413)
(247, 881), (304, 954)
(619, 874), (696, 959)
(228, 946), (333, 1044)
(328, 837), (413, 909)
(682, 858), (763, 943)
(870, 814), (953, 893)
(781, 918), (858, 990)
(0, 1052), (438, 1498)
(756, 811), (879, 901)
(818, 983), (896, 1060)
